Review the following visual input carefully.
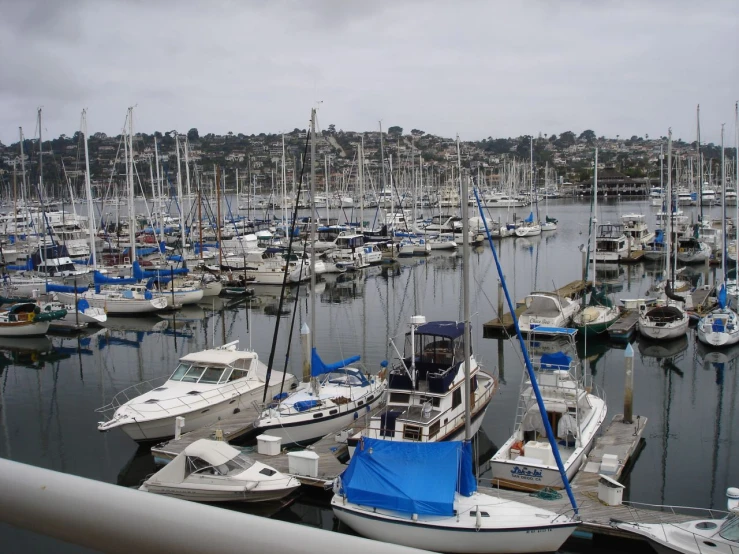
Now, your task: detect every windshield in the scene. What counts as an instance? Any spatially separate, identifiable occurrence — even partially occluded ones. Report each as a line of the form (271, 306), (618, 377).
(719, 513), (739, 542)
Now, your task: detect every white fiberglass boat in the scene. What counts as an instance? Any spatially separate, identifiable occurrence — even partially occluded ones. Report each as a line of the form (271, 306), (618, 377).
(97, 340), (298, 442)
(56, 285), (168, 315)
(517, 292), (581, 333)
(139, 439), (300, 503)
(332, 439), (578, 553)
(615, 487), (739, 554)
(490, 326), (607, 491)
(246, 350), (386, 447)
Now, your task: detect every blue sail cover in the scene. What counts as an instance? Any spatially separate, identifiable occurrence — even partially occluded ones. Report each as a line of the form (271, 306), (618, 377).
(133, 261), (189, 280)
(45, 283), (88, 294)
(93, 271), (137, 285)
(310, 348), (360, 378)
(524, 211), (534, 223)
(340, 438), (476, 516)
(718, 283), (727, 310)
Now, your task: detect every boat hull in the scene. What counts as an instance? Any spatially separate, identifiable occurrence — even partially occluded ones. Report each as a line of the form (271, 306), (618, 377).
(638, 317), (689, 340)
(0, 321), (50, 337)
(141, 482), (298, 503)
(111, 379), (294, 442)
(332, 502), (577, 554)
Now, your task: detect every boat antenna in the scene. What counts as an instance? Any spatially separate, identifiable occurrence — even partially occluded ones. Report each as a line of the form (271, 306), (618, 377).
(472, 186), (579, 515)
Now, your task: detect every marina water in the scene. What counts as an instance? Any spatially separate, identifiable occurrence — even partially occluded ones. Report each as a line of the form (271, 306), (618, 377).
(1, 198), (736, 553)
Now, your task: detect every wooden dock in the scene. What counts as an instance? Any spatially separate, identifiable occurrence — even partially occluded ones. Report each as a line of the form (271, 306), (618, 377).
(608, 310), (639, 342)
(483, 280), (590, 337)
(619, 250), (645, 264)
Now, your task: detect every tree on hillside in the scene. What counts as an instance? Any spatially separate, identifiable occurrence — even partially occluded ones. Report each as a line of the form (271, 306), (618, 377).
(411, 129), (425, 136)
(388, 126), (403, 137)
(328, 124), (336, 134)
(187, 128), (199, 141)
(556, 131), (576, 148)
(579, 130), (596, 144)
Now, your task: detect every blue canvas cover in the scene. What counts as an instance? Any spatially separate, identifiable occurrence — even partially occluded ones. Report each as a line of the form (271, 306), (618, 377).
(310, 348), (360, 378)
(340, 438), (476, 517)
(524, 212), (534, 223)
(540, 351), (572, 370)
(46, 283), (87, 294)
(415, 320), (465, 339)
(718, 283), (727, 310)
(93, 271), (137, 285)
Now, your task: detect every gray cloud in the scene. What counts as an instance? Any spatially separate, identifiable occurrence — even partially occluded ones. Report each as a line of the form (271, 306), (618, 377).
(0, 0), (737, 145)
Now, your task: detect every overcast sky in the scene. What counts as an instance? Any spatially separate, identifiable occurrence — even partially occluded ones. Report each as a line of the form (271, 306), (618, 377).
(1, 0), (737, 146)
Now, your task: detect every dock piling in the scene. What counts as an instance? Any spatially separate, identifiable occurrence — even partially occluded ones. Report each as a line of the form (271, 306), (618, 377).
(623, 343), (634, 424)
(301, 322), (311, 382)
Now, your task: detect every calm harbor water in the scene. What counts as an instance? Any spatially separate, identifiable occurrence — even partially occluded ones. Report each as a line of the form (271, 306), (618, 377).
(1, 198), (737, 553)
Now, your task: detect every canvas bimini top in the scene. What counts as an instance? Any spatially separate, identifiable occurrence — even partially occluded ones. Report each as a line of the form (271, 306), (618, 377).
(414, 321), (466, 339)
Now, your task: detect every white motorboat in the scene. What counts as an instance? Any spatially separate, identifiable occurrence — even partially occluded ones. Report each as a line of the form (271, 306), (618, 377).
(96, 340), (298, 442)
(241, 251), (310, 285)
(517, 292), (582, 333)
(615, 487), (739, 554)
(622, 213), (655, 251)
(332, 439), (578, 554)
(346, 316), (497, 457)
(0, 302), (65, 337)
(139, 439), (300, 503)
(246, 350), (386, 447)
(490, 326), (607, 491)
(590, 224), (629, 263)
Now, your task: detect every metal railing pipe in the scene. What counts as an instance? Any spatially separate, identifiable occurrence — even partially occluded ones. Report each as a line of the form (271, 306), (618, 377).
(0, 458), (428, 554)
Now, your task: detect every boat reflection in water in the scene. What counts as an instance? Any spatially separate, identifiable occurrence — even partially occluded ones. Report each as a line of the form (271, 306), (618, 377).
(637, 335), (689, 360)
(0, 336), (67, 370)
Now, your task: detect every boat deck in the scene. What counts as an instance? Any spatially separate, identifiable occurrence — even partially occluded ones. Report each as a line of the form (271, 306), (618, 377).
(608, 310), (639, 342)
(483, 280), (590, 337)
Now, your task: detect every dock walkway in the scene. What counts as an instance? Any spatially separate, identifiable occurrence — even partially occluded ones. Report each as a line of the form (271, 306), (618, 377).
(483, 280), (590, 337)
(607, 310), (639, 342)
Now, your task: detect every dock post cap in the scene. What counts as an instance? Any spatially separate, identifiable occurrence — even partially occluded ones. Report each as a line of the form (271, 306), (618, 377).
(624, 343), (634, 357)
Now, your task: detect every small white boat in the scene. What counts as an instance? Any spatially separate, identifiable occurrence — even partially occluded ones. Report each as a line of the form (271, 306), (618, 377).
(517, 292), (581, 333)
(139, 439), (300, 503)
(332, 439), (578, 554)
(638, 302), (689, 340)
(0, 302), (64, 337)
(697, 306), (739, 347)
(56, 286), (168, 315)
(490, 326), (607, 491)
(97, 340), (298, 442)
(676, 237), (711, 264)
(615, 487), (739, 554)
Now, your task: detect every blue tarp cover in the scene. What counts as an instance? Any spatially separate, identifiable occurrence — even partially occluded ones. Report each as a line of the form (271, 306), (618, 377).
(46, 283), (88, 294)
(414, 320), (465, 339)
(93, 271), (137, 285)
(718, 283), (727, 310)
(294, 400), (320, 412)
(340, 438), (476, 516)
(524, 212), (534, 223)
(310, 348), (361, 378)
(530, 326), (578, 336)
(540, 351), (572, 369)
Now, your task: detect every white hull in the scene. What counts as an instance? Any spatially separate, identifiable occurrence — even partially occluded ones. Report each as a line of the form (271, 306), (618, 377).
(0, 321), (50, 337)
(515, 225), (541, 237)
(332, 494), (577, 554)
(140, 482), (297, 503)
(638, 317), (689, 340)
(56, 293), (167, 315)
(115, 379), (292, 442)
(201, 280), (222, 297)
(154, 288), (205, 307)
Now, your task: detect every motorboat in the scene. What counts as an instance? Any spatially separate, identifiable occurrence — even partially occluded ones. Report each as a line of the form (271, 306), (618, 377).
(332, 438), (578, 553)
(517, 292), (581, 333)
(590, 224), (629, 264)
(245, 349), (386, 447)
(346, 316), (497, 457)
(621, 213), (655, 252)
(490, 326), (607, 491)
(139, 439), (300, 503)
(96, 340), (298, 442)
(614, 487), (739, 554)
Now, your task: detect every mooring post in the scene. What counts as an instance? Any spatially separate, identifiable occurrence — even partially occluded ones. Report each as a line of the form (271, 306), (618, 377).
(497, 279), (504, 322)
(301, 322), (311, 382)
(624, 343), (634, 424)
(174, 416), (185, 440)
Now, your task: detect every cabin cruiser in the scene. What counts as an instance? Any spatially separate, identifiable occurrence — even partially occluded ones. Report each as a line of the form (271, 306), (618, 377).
(621, 214), (655, 252)
(517, 292), (581, 333)
(615, 487), (739, 554)
(139, 439), (300, 503)
(346, 316), (497, 457)
(590, 224), (629, 264)
(490, 326), (607, 491)
(97, 340), (298, 442)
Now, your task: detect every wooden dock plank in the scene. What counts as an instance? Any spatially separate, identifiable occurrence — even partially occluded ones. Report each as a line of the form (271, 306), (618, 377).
(608, 310), (639, 341)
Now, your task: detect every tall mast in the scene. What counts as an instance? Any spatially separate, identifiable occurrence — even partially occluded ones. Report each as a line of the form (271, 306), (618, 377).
(154, 137), (165, 246)
(697, 105), (703, 223)
(127, 107), (136, 262)
(309, 109), (317, 384)
(458, 135), (471, 440)
(19, 127), (27, 207)
(216, 165), (222, 270)
(666, 132), (673, 287)
(38, 108), (43, 199)
(281, 134), (287, 225)
(175, 134), (186, 255)
(735, 102), (739, 261)
(721, 124), (726, 282)
(184, 136), (192, 221)
(359, 137), (365, 232)
(82, 110), (97, 269)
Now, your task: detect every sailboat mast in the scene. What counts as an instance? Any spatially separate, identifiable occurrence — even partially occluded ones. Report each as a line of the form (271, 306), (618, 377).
(735, 102), (738, 259)
(154, 137), (165, 246)
(175, 134), (186, 256)
(458, 136), (471, 440)
(359, 137), (364, 232)
(127, 107), (136, 262)
(38, 108), (43, 198)
(309, 109), (317, 368)
(667, 131), (674, 288)
(19, 127), (27, 207)
(697, 105), (703, 222)
(82, 110), (97, 269)
(721, 124), (726, 282)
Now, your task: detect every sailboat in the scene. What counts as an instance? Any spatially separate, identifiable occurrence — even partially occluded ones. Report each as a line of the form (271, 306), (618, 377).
(515, 138), (542, 237)
(331, 149), (578, 554)
(639, 131), (689, 341)
(697, 124), (739, 348)
(571, 148), (621, 337)
(246, 109), (386, 446)
(540, 162), (558, 232)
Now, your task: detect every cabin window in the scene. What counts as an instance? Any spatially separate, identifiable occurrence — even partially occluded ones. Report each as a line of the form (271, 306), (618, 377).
(357, 400), (364, 406)
(389, 393), (410, 405)
(452, 387), (462, 410)
(420, 395), (441, 408)
(329, 409), (338, 415)
(233, 358), (252, 371)
(218, 368), (233, 384)
(181, 365), (206, 383)
(313, 413), (324, 419)
(198, 367), (225, 384)
(403, 425), (421, 441)
(429, 420), (440, 438)
(170, 363), (191, 380)
(719, 514), (739, 541)
(228, 369), (248, 382)
(470, 511), (490, 517)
